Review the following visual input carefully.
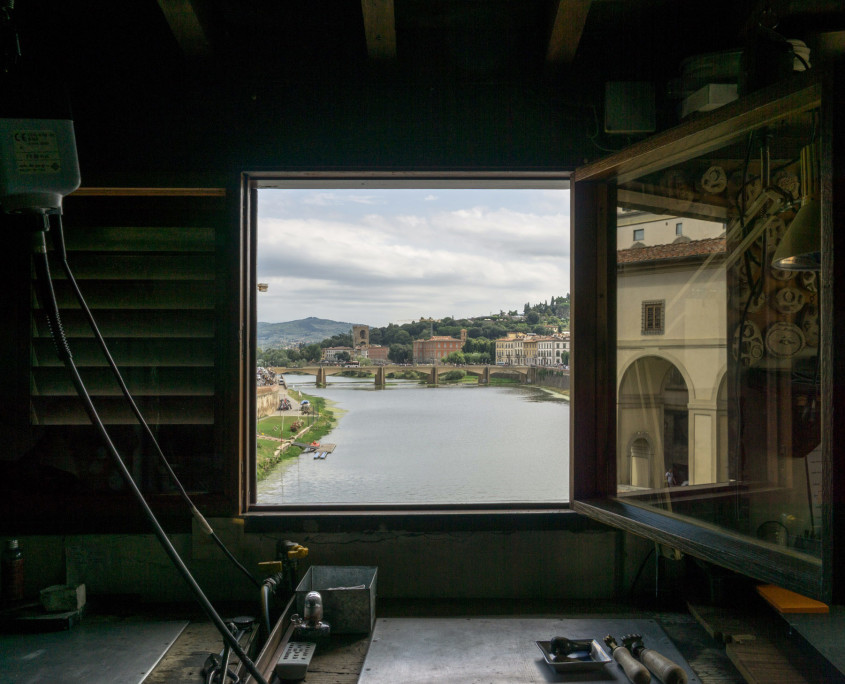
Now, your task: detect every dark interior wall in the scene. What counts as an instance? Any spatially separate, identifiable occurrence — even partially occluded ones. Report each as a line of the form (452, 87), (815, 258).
(69, 75), (593, 182)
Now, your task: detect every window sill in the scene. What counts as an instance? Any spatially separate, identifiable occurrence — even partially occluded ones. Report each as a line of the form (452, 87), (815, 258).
(242, 504), (602, 534)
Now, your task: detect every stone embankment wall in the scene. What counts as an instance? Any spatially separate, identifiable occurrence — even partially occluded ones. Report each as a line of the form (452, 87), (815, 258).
(256, 386), (281, 418)
(536, 370), (570, 391)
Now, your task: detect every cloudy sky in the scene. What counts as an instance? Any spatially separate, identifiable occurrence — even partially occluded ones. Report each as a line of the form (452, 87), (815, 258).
(257, 188), (570, 327)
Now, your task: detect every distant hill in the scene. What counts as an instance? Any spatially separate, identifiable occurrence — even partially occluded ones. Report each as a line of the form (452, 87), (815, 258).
(257, 317), (356, 348)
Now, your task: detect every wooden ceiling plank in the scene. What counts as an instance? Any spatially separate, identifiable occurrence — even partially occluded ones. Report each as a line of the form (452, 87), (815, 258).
(157, 0), (211, 58)
(546, 0), (592, 64)
(362, 0), (397, 60)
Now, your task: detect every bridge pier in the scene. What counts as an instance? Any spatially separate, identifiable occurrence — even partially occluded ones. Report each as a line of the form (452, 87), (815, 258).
(375, 366), (386, 388)
(316, 367), (327, 387)
(429, 367), (439, 386)
(480, 366), (489, 385)
(528, 367), (537, 384)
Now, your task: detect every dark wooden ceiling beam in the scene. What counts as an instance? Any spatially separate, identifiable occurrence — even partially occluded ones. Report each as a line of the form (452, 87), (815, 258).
(546, 0), (592, 64)
(157, 0), (212, 58)
(362, 0), (397, 60)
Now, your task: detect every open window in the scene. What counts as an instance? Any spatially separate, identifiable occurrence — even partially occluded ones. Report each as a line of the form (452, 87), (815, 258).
(571, 72), (845, 602)
(240, 174), (572, 513)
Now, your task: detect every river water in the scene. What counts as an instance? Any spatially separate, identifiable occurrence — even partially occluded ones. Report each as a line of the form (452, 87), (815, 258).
(257, 374), (569, 505)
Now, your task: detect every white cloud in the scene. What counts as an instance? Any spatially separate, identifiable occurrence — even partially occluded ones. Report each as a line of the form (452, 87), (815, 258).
(256, 190), (570, 326)
(301, 192), (384, 206)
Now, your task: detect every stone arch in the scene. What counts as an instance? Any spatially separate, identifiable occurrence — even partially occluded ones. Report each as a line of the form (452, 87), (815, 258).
(626, 432), (656, 488)
(617, 355), (689, 489)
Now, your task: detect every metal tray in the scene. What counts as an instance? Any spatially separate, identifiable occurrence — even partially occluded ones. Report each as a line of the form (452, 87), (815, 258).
(536, 639), (612, 672)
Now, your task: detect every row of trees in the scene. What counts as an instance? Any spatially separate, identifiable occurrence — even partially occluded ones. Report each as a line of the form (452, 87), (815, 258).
(258, 295), (571, 368)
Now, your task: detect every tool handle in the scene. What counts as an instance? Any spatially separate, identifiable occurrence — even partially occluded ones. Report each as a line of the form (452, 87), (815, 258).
(639, 648), (687, 684)
(612, 646), (651, 684)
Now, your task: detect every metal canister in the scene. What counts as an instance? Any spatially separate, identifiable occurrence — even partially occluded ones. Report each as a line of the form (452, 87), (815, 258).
(2, 538), (24, 605)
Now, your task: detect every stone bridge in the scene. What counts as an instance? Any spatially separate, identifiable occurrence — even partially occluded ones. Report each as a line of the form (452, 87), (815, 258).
(272, 364), (542, 388)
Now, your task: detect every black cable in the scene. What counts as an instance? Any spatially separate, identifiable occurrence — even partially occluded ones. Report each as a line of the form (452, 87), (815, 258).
(629, 546), (655, 598)
(47, 214), (260, 590)
(31, 230), (269, 684)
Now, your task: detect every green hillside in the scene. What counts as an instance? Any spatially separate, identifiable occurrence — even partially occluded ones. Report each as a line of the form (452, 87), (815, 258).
(257, 317), (356, 348)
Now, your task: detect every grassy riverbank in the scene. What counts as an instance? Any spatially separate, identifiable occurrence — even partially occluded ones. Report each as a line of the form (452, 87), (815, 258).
(256, 393), (337, 480)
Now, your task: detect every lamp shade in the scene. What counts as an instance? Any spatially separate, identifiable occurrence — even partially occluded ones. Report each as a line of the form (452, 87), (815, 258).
(772, 141), (820, 271)
(771, 197), (820, 270)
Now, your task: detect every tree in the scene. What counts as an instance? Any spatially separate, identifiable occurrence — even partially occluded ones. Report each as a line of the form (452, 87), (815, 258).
(303, 343), (322, 363)
(526, 311), (540, 325)
(443, 351), (466, 365)
(336, 351), (351, 362)
(388, 343), (413, 364)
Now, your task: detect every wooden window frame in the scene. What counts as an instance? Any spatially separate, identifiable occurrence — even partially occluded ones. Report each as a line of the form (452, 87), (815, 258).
(236, 172), (580, 521)
(570, 70), (845, 603)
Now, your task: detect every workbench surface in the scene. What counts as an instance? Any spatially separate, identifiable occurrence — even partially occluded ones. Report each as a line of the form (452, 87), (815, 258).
(146, 599), (747, 683)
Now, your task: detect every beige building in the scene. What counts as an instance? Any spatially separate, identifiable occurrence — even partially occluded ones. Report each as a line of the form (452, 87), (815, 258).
(617, 208), (725, 249)
(536, 334), (570, 366)
(321, 346), (354, 362)
(616, 222), (727, 490)
(495, 333), (524, 365)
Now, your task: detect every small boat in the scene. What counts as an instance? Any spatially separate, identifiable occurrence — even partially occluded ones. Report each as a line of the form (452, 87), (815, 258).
(318, 452), (327, 459)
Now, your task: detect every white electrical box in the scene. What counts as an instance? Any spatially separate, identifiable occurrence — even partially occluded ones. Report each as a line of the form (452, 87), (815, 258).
(0, 117), (81, 213)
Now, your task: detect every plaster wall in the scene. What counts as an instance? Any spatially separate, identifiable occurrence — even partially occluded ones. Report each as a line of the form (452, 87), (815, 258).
(11, 524), (653, 605)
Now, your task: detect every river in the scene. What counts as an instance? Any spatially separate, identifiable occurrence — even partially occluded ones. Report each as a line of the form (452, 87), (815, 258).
(257, 373), (569, 505)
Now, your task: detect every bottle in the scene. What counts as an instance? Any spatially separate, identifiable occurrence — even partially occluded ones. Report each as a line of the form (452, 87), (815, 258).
(2, 539), (24, 605)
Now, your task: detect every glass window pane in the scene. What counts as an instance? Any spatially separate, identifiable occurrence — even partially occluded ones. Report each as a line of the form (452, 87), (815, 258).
(615, 108), (822, 558)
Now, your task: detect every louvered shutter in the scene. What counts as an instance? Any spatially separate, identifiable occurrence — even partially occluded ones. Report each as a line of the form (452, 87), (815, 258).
(22, 189), (237, 524)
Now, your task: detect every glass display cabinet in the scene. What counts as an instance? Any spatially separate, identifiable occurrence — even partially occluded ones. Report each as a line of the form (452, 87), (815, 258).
(570, 70), (844, 602)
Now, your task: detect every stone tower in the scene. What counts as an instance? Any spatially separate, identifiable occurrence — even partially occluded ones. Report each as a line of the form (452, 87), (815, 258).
(352, 324), (370, 349)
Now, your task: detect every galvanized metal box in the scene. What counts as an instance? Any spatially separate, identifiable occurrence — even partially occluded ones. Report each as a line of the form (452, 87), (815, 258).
(295, 566), (377, 634)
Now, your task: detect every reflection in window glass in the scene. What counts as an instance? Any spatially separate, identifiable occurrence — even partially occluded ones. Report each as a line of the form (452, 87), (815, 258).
(641, 300), (665, 335)
(615, 109), (822, 558)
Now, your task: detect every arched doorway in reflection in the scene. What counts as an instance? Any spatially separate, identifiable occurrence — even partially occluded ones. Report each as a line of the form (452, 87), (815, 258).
(618, 356), (690, 489)
(628, 433), (655, 488)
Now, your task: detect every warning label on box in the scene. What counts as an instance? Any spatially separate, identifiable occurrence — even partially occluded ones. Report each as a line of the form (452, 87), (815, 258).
(14, 130), (62, 174)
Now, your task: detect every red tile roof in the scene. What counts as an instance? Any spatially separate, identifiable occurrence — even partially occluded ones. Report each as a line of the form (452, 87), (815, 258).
(617, 237), (726, 264)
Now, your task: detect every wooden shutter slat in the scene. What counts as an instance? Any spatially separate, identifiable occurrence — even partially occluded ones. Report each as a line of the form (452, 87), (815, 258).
(42, 281), (215, 309)
(32, 339), (215, 367)
(32, 367), (214, 395)
(61, 226), (215, 251)
(31, 397), (214, 425)
(33, 310), (215, 338)
(47, 254), (215, 280)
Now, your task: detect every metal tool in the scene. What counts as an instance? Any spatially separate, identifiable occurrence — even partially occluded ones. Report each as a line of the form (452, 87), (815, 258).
(623, 634), (688, 684)
(203, 616), (256, 684)
(291, 590), (331, 642)
(604, 635), (651, 684)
